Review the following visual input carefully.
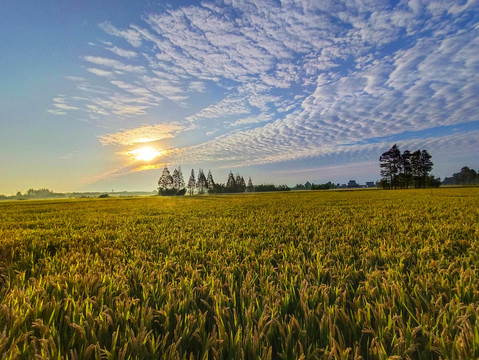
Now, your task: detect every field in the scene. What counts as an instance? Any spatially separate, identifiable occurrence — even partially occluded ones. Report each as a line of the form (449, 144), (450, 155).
(0, 188), (478, 359)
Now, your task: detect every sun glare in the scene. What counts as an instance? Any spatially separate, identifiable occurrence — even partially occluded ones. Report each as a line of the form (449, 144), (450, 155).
(129, 147), (162, 162)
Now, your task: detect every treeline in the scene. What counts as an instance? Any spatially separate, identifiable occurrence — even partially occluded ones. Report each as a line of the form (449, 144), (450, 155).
(158, 167), (254, 196)
(157, 167), (295, 196)
(379, 144), (440, 189)
(443, 166), (479, 185)
(0, 188), (67, 200)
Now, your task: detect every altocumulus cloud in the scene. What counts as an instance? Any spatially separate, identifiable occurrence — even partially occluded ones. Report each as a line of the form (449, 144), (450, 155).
(52, 0), (479, 177)
(99, 123), (185, 146)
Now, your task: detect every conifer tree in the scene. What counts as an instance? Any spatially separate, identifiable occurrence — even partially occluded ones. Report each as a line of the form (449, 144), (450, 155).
(206, 170), (215, 190)
(174, 166), (185, 190)
(226, 171), (236, 191)
(187, 169), (196, 195)
(246, 177), (254, 192)
(196, 169), (208, 194)
(158, 166), (174, 192)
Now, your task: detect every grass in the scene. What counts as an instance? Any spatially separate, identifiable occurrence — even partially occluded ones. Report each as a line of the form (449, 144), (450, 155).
(0, 188), (478, 359)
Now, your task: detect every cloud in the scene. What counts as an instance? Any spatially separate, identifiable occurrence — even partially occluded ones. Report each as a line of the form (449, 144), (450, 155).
(54, 0), (478, 179)
(106, 46), (137, 58)
(87, 68), (114, 78)
(99, 123), (185, 146)
(186, 96), (251, 124)
(100, 21), (142, 47)
(232, 113), (273, 127)
(83, 56), (145, 73)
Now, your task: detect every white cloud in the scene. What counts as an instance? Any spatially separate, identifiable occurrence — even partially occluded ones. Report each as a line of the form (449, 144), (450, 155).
(54, 0), (478, 178)
(232, 113), (273, 126)
(87, 68), (114, 78)
(106, 46), (137, 58)
(100, 21), (142, 47)
(83, 56), (145, 73)
(99, 123), (185, 146)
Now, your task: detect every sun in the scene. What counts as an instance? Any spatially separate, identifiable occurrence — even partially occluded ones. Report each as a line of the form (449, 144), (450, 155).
(129, 147), (162, 162)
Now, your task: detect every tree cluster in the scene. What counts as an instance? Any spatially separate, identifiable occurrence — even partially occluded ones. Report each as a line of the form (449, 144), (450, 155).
(158, 166), (186, 196)
(443, 166), (478, 185)
(160, 168), (254, 195)
(253, 184), (290, 192)
(379, 144), (440, 189)
(207, 172), (253, 194)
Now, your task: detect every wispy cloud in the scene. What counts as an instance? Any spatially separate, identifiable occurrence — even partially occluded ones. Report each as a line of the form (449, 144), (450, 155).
(99, 123), (185, 146)
(99, 21), (142, 47)
(53, 0), (478, 179)
(83, 56), (145, 73)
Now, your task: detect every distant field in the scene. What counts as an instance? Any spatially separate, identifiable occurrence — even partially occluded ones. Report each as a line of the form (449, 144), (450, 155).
(1, 189), (478, 359)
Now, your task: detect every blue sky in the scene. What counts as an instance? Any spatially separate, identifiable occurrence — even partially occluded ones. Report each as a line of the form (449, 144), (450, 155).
(1, 0), (478, 194)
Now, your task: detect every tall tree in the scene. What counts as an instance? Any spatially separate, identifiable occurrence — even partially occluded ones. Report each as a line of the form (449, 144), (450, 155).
(226, 171), (236, 191)
(187, 169), (196, 195)
(246, 177), (254, 192)
(196, 169), (208, 194)
(410, 150), (422, 188)
(172, 168), (185, 191)
(206, 170), (215, 190)
(158, 167), (174, 192)
(237, 175), (246, 192)
(453, 166), (478, 185)
(175, 166), (185, 190)
(420, 150), (433, 182)
(399, 150), (412, 188)
(379, 144), (401, 189)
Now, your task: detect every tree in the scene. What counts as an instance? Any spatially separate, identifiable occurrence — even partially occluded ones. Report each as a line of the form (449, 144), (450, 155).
(172, 166), (185, 190)
(158, 167), (174, 191)
(399, 150), (412, 188)
(453, 166), (478, 185)
(206, 170), (215, 190)
(246, 177), (254, 192)
(410, 149), (433, 188)
(236, 174), (246, 192)
(196, 169), (208, 194)
(419, 150), (433, 187)
(226, 171), (236, 191)
(379, 144), (401, 189)
(187, 169), (196, 195)
(409, 150), (422, 188)
(380, 146), (436, 189)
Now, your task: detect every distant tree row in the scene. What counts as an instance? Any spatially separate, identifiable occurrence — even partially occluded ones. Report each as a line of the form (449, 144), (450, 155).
(379, 144), (440, 189)
(158, 167), (254, 195)
(442, 166), (479, 185)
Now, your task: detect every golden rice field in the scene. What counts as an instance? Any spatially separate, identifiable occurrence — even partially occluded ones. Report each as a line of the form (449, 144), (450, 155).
(0, 188), (478, 359)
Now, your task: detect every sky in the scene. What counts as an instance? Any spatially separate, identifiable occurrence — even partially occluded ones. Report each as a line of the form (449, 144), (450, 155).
(1, 0), (478, 194)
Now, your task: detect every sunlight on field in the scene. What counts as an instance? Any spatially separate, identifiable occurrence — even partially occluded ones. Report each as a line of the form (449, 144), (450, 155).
(0, 188), (478, 358)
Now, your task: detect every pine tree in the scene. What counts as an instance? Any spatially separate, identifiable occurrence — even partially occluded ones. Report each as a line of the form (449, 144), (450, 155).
(158, 167), (174, 192)
(172, 166), (185, 191)
(399, 150), (412, 188)
(246, 177), (254, 192)
(379, 144), (401, 189)
(187, 169), (196, 195)
(237, 175), (246, 192)
(226, 171), (236, 191)
(206, 170), (215, 190)
(196, 169), (208, 194)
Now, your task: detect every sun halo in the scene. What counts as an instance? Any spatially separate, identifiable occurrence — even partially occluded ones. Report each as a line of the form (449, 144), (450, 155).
(128, 147), (162, 162)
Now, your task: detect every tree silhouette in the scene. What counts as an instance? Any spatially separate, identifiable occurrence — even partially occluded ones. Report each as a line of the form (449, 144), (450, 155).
(158, 167), (174, 191)
(206, 170), (215, 190)
(187, 169), (196, 195)
(196, 169), (208, 194)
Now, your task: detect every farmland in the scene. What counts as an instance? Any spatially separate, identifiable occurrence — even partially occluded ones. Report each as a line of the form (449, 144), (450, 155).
(0, 188), (478, 359)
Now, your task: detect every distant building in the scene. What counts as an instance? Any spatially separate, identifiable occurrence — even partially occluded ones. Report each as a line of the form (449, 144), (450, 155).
(347, 180), (359, 188)
(366, 181), (376, 188)
(304, 181), (311, 190)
